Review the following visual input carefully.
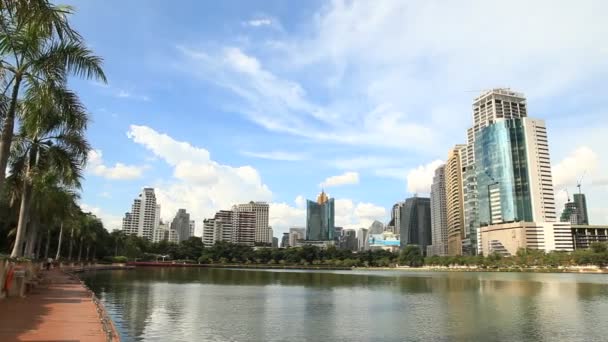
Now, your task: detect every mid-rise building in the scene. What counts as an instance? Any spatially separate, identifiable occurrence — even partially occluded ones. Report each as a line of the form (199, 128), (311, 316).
(234, 202), (271, 244)
(202, 209), (255, 247)
(152, 222), (169, 243)
(121, 188), (160, 240)
(571, 224), (608, 249)
(339, 229), (358, 251)
(289, 227), (306, 247)
(399, 196), (432, 256)
(272, 237), (278, 248)
(189, 220), (195, 237)
(430, 164), (448, 256)
(445, 146), (466, 255)
(306, 191), (335, 241)
(171, 209), (193, 242)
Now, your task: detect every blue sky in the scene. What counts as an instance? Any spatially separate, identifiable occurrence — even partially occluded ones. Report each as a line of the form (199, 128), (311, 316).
(66, 0), (608, 237)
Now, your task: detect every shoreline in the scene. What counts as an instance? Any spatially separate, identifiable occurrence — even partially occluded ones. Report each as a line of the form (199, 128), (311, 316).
(354, 266), (608, 274)
(121, 262), (608, 274)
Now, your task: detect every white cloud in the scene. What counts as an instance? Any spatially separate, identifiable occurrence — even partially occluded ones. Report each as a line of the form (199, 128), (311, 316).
(294, 195), (306, 208)
(87, 150), (146, 180)
(127, 125), (273, 232)
(552, 146), (598, 189)
(80, 204), (123, 231)
(319, 171), (359, 188)
(241, 150), (306, 161)
(329, 156), (397, 170)
(242, 16), (282, 30)
(335, 199), (386, 230)
(406, 160), (444, 194)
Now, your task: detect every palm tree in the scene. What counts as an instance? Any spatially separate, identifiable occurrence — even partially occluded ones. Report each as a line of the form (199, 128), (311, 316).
(0, 0), (105, 195)
(9, 82), (89, 257)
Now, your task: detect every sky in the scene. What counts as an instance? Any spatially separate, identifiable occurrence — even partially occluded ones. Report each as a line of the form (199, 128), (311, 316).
(65, 0), (608, 237)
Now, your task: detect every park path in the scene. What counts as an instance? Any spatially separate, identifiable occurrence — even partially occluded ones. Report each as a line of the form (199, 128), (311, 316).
(0, 268), (113, 342)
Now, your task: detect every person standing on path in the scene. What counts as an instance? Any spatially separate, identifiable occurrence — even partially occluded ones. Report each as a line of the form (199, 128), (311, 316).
(46, 258), (53, 270)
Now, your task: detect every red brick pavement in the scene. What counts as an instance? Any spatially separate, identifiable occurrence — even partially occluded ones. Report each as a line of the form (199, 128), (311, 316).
(0, 268), (109, 342)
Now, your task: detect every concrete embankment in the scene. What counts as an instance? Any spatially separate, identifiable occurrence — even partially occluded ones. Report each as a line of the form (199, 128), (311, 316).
(0, 263), (124, 341)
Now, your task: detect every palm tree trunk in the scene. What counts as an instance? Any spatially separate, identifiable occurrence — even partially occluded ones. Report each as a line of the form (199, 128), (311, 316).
(68, 227), (74, 260)
(25, 220), (39, 258)
(0, 75), (22, 195)
(86, 243), (90, 260)
(10, 177), (32, 257)
(77, 237), (83, 262)
(44, 228), (51, 259)
(55, 222), (64, 260)
(35, 232), (43, 259)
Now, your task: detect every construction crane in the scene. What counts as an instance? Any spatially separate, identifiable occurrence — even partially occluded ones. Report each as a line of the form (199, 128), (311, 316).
(576, 171), (587, 195)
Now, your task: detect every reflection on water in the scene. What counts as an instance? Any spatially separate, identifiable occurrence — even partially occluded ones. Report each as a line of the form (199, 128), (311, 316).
(80, 268), (608, 342)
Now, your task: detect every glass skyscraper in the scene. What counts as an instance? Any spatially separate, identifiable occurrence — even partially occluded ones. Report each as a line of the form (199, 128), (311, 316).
(475, 118), (533, 226)
(399, 196), (432, 255)
(306, 191), (335, 241)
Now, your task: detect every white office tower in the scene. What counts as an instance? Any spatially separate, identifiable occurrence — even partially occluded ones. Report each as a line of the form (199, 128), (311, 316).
(358, 228), (369, 251)
(122, 188), (160, 240)
(235, 202), (270, 244)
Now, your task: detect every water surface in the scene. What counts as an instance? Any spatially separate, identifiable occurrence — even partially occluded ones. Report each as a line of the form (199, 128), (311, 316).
(81, 268), (608, 342)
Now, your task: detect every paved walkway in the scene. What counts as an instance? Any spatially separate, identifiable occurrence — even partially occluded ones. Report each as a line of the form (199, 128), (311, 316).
(0, 268), (110, 342)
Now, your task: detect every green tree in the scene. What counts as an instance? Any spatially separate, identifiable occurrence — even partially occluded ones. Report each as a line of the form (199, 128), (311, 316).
(9, 82), (89, 257)
(0, 0), (105, 195)
(399, 245), (423, 267)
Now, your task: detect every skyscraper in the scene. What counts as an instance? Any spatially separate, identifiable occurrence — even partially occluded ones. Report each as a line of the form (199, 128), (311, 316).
(234, 202), (271, 244)
(358, 228), (369, 251)
(475, 118), (557, 226)
(573, 193), (589, 225)
(462, 89), (529, 255)
(430, 164), (448, 256)
(399, 196), (432, 255)
(171, 209), (193, 242)
(122, 188), (160, 240)
(306, 191), (335, 241)
(446, 146), (466, 255)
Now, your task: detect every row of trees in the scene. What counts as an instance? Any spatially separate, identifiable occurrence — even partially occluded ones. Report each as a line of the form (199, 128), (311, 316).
(0, 0), (106, 258)
(104, 237), (608, 269)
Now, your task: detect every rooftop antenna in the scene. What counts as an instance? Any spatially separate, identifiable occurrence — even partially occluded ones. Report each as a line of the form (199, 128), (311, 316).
(576, 171), (587, 195)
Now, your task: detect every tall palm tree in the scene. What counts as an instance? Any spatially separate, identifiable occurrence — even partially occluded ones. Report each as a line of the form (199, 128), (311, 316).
(0, 0), (105, 195)
(9, 82), (89, 257)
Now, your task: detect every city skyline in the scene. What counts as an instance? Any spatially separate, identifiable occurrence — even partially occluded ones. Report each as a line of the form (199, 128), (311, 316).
(66, 1), (608, 240)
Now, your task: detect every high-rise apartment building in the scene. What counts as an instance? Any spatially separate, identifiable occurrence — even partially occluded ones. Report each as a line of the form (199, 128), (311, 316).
(152, 222), (169, 243)
(399, 196), (432, 255)
(430, 164), (448, 256)
(289, 227), (306, 247)
(445, 146), (466, 255)
(340, 229), (358, 251)
(189, 220), (195, 237)
(171, 209), (193, 242)
(234, 202), (271, 244)
(306, 191), (335, 241)
(122, 188), (160, 240)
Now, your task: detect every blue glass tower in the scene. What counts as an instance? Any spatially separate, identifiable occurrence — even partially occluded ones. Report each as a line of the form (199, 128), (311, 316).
(475, 118), (533, 227)
(306, 191), (335, 241)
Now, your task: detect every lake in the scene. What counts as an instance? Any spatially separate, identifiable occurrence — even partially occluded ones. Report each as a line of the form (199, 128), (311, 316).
(80, 268), (608, 342)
